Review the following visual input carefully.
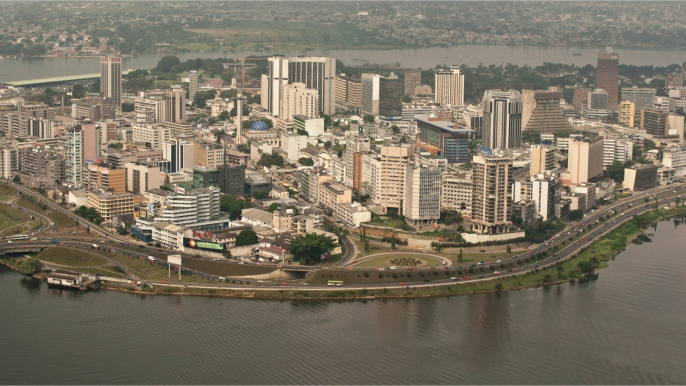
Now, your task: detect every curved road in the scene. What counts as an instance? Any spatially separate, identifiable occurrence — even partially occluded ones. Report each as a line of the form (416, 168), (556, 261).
(6, 182), (684, 291)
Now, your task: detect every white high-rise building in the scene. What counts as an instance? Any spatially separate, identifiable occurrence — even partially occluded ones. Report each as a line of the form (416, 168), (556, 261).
(361, 73), (381, 116)
(481, 90), (523, 150)
(0, 146), (18, 180)
(189, 71), (199, 101)
(155, 186), (221, 225)
(132, 123), (170, 150)
(362, 152), (381, 204)
(100, 54), (122, 108)
(603, 138), (633, 166)
(65, 127), (84, 186)
(531, 172), (561, 221)
(262, 56), (336, 116)
(161, 139), (194, 174)
(440, 174), (472, 215)
(471, 154), (513, 234)
(435, 68), (465, 107)
(404, 164), (442, 225)
(279, 83), (319, 121)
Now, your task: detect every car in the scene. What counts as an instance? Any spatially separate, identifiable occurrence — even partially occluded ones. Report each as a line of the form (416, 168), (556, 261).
(281, 282), (289, 285)
(423, 279), (431, 283)
(421, 250), (429, 253)
(495, 260), (502, 264)
(159, 280), (166, 284)
(494, 271), (501, 275)
(528, 251), (532, 254)
(389, 266), (397, 270)
(545, 243), (549, 246)
(477, 261), (484, 265)
(353, 260), (358, 263)
(543, 260), (548, 263)
(27, 240), (33, 243)
(87, 239), (92, 242)
(429, 267), (436, 270)
(479, 276), (484, 279)
(450, 277), (459, 281)
(378, 268), (385, 271)
(480, 249), (486, 252)
(59, 242), (65, 245)
(507, 269), (513, 273)
(138, 245), (144, 248)
(441, 267), (448, 271)
(398, 282), (406, 286)
(276, 265), (282, 268)
(302, 283), (309, 286)
(515, 268), (520, 272)
(347, 267), (353, 271)
(315, 266), (321, 269)
(7, 240), (12, 244)
(30, 237), (37, 241)
(256, 263), (262, 266)
(463, 276), (471, 280)
(256, 280), (265, 284)
(412, 267), (418, 271)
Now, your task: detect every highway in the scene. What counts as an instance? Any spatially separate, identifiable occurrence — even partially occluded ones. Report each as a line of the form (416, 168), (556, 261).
(6, 181), (685, 291)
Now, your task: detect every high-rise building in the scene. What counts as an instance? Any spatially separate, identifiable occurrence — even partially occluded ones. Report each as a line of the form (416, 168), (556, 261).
(403, 164), (441, 225)
(566, 137), (604, 185)
(524, 90), (573, 132)
(154, 186), (221, 226)
(160, 139), (194, 174)
(217, 164), (245, 196)
(193, 143), (225, 170)
(531, 172), (562, 221)
(124, 162), (161, 194)
(86, 164), (126, 193)
(334, 75), (362, 112)
(641, 108), (669, 137)
(603, 138), (633, 166)
(378, 73), (403, 118)
(0, 146), (19, 180)
(27, 118), (54, 139)
(261, 56), (336, 116)
(165, 88), (185, 123)
(481, 90), (523, 150)
(588, 89), (609, 110)
(415, 115), (475, 163)
(81, 123), (101, 164)
(189, 70), (199, 101)
(619, 101), (636, 127)
(440, 174), (472, 214)
(132, 123), (170, 150)
(597, 47), (619, 111)
(100, 54), (122, 108)
(434, 68), (465, 107)
(343, 137), (370, 187)
(65, 127), (84, 186)
(531, 143), (557, 175)
(572, 87), (591, 112)
(279, 82), (319, 121)
(471, 154), (513, 234)
(379, 145), (413, 214)
(404, 70), (422, 96)
(361, 73), (380, 116)
(621, 87), (657, 123)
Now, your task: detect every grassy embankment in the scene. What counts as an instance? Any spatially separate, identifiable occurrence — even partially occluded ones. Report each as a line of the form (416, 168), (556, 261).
(0, 205), (32, 236)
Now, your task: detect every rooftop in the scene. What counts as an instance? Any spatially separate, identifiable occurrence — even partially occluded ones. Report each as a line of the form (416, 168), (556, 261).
(414, 114), (476, 134)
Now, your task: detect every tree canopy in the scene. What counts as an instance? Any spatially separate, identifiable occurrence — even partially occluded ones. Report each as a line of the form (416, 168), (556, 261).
(220, 195), (252, 219)
(289, 233), (338, 265)
(235, 229), (258, 246)
(298, 157), (314, 166)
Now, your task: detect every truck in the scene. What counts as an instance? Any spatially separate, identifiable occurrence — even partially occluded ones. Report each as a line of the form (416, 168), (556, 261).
(92, 244), (99, 248)
(147, 256), (156, 262)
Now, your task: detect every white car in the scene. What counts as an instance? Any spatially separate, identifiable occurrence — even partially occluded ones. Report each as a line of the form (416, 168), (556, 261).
(389, 266), (397, 270)
(496, 260), (502, 264)
(7, 240), (13, 244)
(450, 277), (459, 281)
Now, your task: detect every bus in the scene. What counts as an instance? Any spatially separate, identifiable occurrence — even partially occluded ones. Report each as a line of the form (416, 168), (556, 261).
(327, 280), (344, 286)
(12, 235), (28, 240)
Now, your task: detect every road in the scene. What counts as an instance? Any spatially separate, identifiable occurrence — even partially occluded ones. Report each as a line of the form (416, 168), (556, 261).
(7, 181), (685, 291)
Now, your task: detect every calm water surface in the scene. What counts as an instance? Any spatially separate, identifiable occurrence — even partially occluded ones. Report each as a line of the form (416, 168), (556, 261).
(1, 218), (685, 384)
(3, 45), (686, 82)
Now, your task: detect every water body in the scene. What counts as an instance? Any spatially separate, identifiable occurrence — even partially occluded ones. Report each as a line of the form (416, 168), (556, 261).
(3, 45), (686, 83)
(1, 218), (686, 384)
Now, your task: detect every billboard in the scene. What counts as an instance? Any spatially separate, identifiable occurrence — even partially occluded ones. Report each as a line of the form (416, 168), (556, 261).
(183, 238), (225, 252)
(168, 255), (182, 265)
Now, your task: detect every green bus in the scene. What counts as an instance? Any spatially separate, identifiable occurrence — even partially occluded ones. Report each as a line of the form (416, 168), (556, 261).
(327, 280), (344, 286)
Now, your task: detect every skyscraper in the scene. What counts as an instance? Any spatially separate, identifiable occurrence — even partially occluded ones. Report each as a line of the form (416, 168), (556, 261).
(641, 108), (669, 136)
(279, 82), (319, 121)
(434, 68), (465, 107)
(404, 70), (422, 96)
(524, 90), (573, 132)
(596, 47), (619, 111)
(566, 137), (604, 186)
(621, 87), (657, 123)
(471, 153), (513, 234)
(165, 88), (185, 123)
(378, 73), (403, 118)
(379, 145), (413, 215)
(100, 54), (122, 108)
(403, 163), (442, 225)
(261, 56), (336, 116)
(360, 73), (380, 116)
(481, 90), (523, 150)
(189, 70), (199, 101)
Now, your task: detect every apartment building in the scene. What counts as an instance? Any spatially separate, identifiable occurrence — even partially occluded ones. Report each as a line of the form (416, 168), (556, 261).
(86, 164), (126, 193)
(471, 154), (513, 234)
(379, 145), (413, 214)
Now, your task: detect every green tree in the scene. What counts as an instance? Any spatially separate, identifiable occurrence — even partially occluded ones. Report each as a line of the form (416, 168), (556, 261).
(458, 249), (463, 263)
(494, 283), (504, 294)
(506, 244), (511, 254)
(235, 229), (258, 246)
(72, 84), (85, 99)
(219, 111), (230, 121)
(220, 195), (252, 219)
(577, 260), (596, 275)
(390, 237), (396, 250)
(298, 157), (314, 166)
(17, 258), (42, 275)
(289, 233), (337, 265)
(569, 210), (584, 221)
(363, 114), (375, 123)
(439, 210), (463, 225)
(156, 55), (180, 72)
(12, 175), (20, 184)
(604, 161), (626, 183)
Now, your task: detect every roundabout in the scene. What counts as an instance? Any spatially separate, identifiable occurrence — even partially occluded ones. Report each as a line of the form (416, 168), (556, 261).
(352, 252), (451, 268)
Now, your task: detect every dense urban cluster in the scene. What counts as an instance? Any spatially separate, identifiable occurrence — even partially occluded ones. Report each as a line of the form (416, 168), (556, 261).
(2, 16), (686, 268)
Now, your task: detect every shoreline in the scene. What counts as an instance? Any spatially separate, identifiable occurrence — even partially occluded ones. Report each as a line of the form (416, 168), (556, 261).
(2, 205), (683, 301)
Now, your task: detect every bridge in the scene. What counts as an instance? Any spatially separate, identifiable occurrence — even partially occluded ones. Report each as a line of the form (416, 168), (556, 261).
(3, 70), (133, 87)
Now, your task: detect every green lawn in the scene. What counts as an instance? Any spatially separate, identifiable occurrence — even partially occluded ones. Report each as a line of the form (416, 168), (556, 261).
(108, 254), (222, 284)
(354, 254), (443, 268)
(363, 217), (410, 230)
(16, 196), (48, 214)
(35, 247), (108, 267)
(0, 184), (17, 202)
(0, 205), (32, 235)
